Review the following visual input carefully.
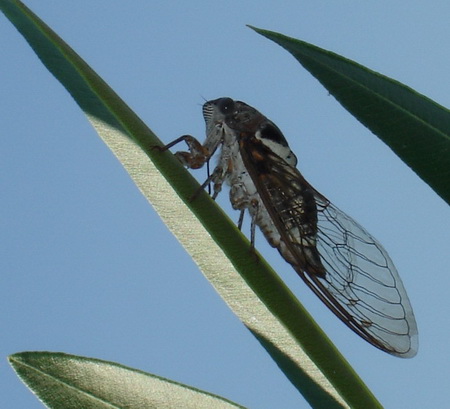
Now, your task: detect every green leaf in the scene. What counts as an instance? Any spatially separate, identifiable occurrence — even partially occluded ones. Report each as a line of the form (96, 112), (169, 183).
(1, 1), (382, 408)
(9, 352), (246, 409)
(250, 26), (450, 205)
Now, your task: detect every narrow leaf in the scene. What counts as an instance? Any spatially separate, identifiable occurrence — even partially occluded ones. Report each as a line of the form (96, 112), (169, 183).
(1, 1), (382, 408)
(250, 26), (450, 205)
(9, 352), (245, 409)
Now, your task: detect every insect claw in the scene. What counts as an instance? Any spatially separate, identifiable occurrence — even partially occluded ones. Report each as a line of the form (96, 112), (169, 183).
(187, 186), (206, 202)
(150, 144), (166, 152)
(248, 246), (260, 264)
(159, 134), (194, 151)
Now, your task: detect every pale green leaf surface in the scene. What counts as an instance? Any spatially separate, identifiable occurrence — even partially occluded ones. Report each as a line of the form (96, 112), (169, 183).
(9, 352), (246, 409)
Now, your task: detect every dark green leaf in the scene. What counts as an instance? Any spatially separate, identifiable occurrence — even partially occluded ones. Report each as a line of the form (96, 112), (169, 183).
(250, 26), (450, 205)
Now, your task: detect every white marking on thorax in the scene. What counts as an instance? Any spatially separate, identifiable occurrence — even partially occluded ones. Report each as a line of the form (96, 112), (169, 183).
(255, 129), (297, 166)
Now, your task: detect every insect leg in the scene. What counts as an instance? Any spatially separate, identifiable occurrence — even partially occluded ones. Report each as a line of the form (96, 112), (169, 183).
(249, 199), (260, 248)
(206, 161), (212, 195)
(183, 164), (228, 203)
(157, 135), (193, 151)
(237, 210), (245, 230)
(159, 135), (210, 169)
(211, 170), (225, 200)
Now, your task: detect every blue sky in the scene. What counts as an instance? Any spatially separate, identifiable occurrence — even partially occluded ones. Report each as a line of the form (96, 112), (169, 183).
(1, 1), (450, 408)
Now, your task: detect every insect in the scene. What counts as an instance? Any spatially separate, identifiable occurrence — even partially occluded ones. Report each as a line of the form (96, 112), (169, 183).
(162, 97), (418, 357)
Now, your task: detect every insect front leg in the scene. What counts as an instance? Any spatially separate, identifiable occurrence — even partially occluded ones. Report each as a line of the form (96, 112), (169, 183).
(160, 134), (211, 169)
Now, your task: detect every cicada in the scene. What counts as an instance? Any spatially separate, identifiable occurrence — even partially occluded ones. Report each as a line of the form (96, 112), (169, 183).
(163, 97), (418, 357)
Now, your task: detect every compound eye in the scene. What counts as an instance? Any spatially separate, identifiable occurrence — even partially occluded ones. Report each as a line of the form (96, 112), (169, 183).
(217, 97), (235, 114)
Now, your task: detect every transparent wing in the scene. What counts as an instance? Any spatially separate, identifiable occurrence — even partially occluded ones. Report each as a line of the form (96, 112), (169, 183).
(313, 197), (418, 357)
(240, 137), (418, 357)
